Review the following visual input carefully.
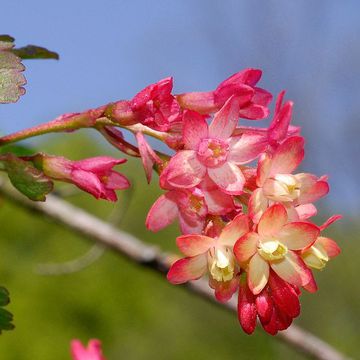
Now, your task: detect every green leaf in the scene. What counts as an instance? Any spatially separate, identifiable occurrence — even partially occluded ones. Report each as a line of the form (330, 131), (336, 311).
(12, 45), (59, 60)
(1, 153), (53, 201)
(0, 36), (26, 104)
(0, 287), (14, 334)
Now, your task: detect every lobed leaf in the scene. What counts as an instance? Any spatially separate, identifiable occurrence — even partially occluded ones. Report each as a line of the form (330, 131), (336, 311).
(0, 35), (26, 103)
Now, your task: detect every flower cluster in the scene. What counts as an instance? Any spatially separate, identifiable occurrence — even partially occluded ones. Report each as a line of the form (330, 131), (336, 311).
(137, 69), (341, 335)
(6, 68), (340, 335)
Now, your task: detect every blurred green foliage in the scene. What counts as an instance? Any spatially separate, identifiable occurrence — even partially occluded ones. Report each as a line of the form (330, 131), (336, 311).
(0, 133), (358, 359)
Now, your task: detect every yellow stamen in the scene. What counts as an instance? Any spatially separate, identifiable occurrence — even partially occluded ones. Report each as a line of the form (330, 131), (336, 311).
(258, 240), (287, 261)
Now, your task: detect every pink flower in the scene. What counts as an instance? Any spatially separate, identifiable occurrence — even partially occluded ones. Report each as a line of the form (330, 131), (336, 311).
(160, 96), (268, 195)
(238, 271), (301, 335)
(301, 215), (341, 270)
(71, 339), (106, 360)
(167, 214), (249, 302)
(130, 77), (181, 132)
(176, 68), (272, 119)
(248, 136), (329, 222)
(146, 176), (235, 234)
(146, 187), (208, 235)
(42, 155), (130, 201)
(234, 204), (319, 295)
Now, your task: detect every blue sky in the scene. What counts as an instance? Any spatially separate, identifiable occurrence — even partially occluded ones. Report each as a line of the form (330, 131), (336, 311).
(1, 0), (360, 213)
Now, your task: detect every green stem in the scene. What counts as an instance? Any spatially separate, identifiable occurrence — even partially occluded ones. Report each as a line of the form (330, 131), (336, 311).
(0, 112), (106, 146)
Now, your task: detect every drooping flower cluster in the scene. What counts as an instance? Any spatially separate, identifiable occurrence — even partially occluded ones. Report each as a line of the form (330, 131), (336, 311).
(137, 69), (340, 335)
(4, 68), (340, 335)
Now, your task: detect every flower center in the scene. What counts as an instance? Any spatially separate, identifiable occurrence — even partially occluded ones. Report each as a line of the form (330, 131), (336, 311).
(258, 240), (287, 261)
(208, 247), (235, 282)
(263, 174), (300, 202)
(197, 138), (229, 168)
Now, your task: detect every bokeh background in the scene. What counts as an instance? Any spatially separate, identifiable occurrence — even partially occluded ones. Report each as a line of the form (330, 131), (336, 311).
(0, 1), (359, 359)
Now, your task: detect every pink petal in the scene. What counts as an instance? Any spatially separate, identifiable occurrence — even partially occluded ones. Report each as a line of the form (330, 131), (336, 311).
(136, 132), (162, 183)
(234, 232), (259, 263)
(210, 276), (239, 303)
(182, 110), (208, 149)
(208, 162), (245, 194)
(248, 253), (270, 295)
(145, 194), (178, 232)
(160, 150), (206, 189)
(176, 234), (215, 256)
(256, 153), (272, 187)
(217, 68), (262, 89)
(218, 214), (249, 247)
(255, 289), (273, 324)
(270, 251), (310, 287)
(106, 171), (130, 190)
(302, 268), (318, 293)
(101, 189), (118, 202)
(258, 204), (288, 238)
(252, 87), (273, 106)
(268, 98), (293, 144)
(239, 104), (269, 120)
(274, 90), (285, 115)
(176, 91), (217, 115)
(268, 272), (300, 318)
(71, 170), (104, 199)
(295, 173), (329, 204)
(178, 213), (206, 235)
(75, 156), (126, 172)
(278, 222), (319, 250)
(248, 188), (269, 224)
(167, 254), (207, 284)
(228, 134), (268, 165)
(294, 203), (317, 220)
(317, 237), (341, 258)
(269, 136), (304, 176)
(237, 279), (257, 335)
(208, 96), (240, 140)
(202, 184), (235, 215)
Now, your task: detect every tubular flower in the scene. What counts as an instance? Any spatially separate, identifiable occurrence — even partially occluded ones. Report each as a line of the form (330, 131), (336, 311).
(248, 136), (329, 223)
(71, 339), (106, 360)
(234, 204), (319, 295)
(160, 96), (268, 194)
(146, 176), (235, 234)
(130, 77), (181, 132)
(176, 68), (272, 119)
(301, 215), (341, 270)
(167, 214), (249, 302)
(41, 155), (130, 201)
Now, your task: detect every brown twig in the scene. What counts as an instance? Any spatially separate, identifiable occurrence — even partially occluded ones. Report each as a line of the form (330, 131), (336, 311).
(0, 182), (351, 360)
